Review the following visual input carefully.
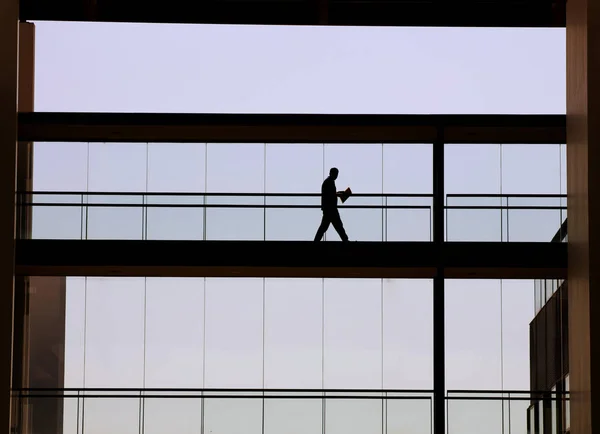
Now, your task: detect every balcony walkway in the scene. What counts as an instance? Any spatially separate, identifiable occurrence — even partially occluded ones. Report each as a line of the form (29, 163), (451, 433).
(15, 239), (567, 279)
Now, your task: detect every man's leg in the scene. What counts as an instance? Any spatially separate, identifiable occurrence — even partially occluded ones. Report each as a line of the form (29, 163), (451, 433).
(330, 210), (349, 242)
(314, 213), (331, 241)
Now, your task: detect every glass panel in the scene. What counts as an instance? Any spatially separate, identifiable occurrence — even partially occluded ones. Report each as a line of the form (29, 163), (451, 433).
(446, 280), (502, 390)
(264, 398), (322, 434)
(33, 142), (88, 191)
(383, 144), (433, 194)
(64, 277), (86, 389)
(145, 195), (205, 240)
(264, 279), (323, 388)
(62, 395), (81, 434)
(143, 394), (202, 434)
(88, 143), (147, 192)
(501, 280), (534, 390)
(86, 195), (144, 240)
(383, 279), (433, 389)
(501, 145), (561, 194)
(265, 195), (321, 241)
(325, 398), (382, 434)
(205, 196), (264, 240)
(445, 196), (503, 242)
(83, 395), (140, 434)
(203, 398), (262, 434)
(386, 196), (432, 241)
(32, 205), (83, 239)
(147, 143), (206, 192)
(323, 144), (383, 242)
(324, 144), (383, 194)
(507, 196), (563, 242)
(446, 398), (502, 434)
(445, 145), (501, 194)
(386, 397), (432, 434)
(84, 278), (145, 388)
(204, 278), (264, 388)
(509, 398), (529, 434)
(206, 143), (264, 192)
(265, 144), (323, 193)
(338, 196), (383, 241)
(145, 278), (204, 388)
(324, 279), (382, 388)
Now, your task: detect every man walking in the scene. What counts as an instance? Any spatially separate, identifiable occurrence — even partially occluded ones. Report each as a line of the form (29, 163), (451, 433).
(314, 167), (349, 242)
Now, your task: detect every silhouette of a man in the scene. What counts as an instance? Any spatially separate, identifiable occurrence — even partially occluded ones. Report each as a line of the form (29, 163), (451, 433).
(314, 167), (349, 242)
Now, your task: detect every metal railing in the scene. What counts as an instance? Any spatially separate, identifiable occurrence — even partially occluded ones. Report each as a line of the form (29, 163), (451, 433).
(12, 387), (571, 434)
(18, 192), (434, 242)
(446, 390), (570, 434)
(446, 194), (567, 242)
(12, 388), (434, 434)
(17, 192), (567, 242)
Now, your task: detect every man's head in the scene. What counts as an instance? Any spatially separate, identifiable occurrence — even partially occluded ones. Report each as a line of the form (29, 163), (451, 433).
(329, 167), (339, 180)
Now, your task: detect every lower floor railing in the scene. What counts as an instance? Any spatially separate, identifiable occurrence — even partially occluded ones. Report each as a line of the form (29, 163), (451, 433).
(11, 388), (570, 434)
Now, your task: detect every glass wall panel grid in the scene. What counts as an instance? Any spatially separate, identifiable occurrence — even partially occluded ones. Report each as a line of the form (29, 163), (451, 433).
(28, 192), (86, 239)
(445, 194), (566, 242)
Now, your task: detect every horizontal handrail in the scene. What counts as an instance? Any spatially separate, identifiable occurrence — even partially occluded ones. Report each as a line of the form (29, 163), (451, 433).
(13, 387), (433, 393)
(18, 191), (433, 197)
(447, 194), (566, 198)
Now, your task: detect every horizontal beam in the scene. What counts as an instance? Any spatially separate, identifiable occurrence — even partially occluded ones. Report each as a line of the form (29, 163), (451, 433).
(19, 0), (565, 27)
(15, 240), (567, 279)
(18, 113), (566, 144)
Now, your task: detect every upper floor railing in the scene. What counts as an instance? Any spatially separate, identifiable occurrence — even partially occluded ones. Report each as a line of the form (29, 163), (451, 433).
(11, 388), (569, 434)
(19, 192), (567, 243)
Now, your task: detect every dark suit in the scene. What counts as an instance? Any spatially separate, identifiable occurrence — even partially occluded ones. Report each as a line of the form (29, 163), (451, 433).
(314, 176), (349, 242)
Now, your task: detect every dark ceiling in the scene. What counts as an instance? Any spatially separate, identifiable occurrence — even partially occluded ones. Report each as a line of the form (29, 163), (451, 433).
(20, 0), (565, 27)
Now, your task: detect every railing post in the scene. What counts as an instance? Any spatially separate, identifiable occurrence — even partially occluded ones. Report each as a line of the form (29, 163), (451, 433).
(433, 128), (445, 434)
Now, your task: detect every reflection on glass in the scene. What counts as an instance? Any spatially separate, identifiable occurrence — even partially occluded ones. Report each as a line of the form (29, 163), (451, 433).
(143, 395), (202, 434)
(203, 398), (263, 434)
(83, 396), (140, 434)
